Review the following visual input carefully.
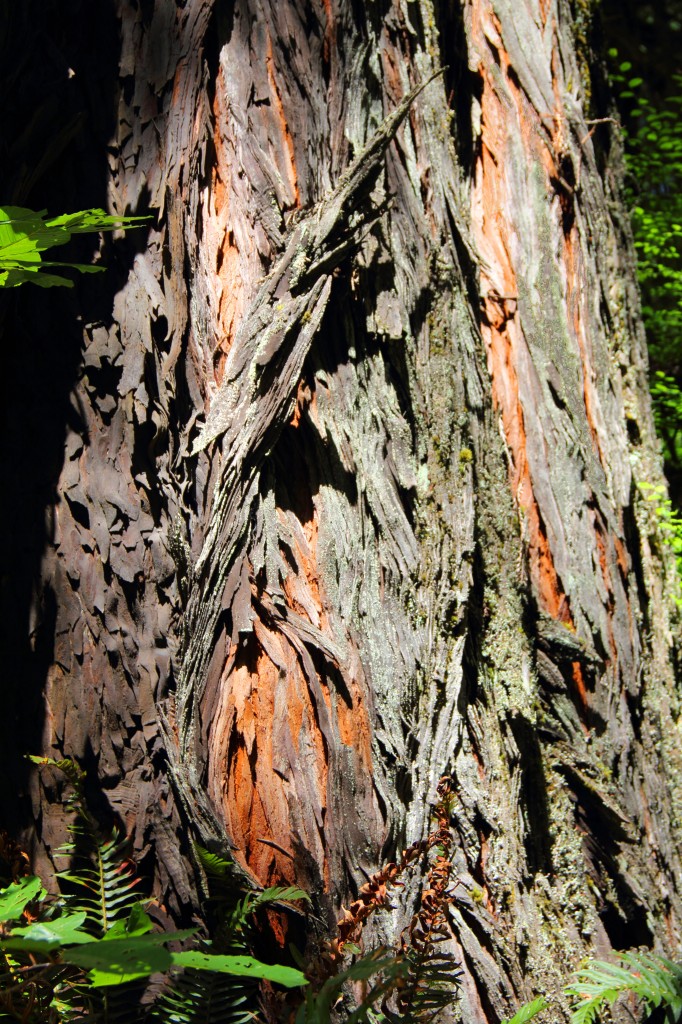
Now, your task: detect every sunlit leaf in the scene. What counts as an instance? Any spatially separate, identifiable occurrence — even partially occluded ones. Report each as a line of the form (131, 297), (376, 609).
(0, 876), (44, 922)
(0, 205), (149, 288)
(63, 930), (194, 987)
(2, 911), (93, 951)
(171, 950), (308, 987)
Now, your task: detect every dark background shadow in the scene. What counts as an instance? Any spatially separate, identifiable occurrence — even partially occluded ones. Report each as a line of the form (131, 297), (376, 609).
(0, 0), (123, 838)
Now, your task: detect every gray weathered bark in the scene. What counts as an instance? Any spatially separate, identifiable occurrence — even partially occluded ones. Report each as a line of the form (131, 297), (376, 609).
(2, 0), (681, 1020)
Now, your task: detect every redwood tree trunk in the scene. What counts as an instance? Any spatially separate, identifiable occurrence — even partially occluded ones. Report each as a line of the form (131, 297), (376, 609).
(2, 0), (681, 1020)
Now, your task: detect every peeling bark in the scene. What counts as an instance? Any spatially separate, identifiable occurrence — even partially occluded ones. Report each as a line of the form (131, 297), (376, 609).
(1, 0), (681, 1020)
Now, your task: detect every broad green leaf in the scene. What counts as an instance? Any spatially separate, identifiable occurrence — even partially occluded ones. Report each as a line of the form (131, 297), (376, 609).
(39, 260), (103, 273)
(65, 936), (171, 986)
(0, 205), (149, 288)
(0, 876), (44, 922)
(63, 929), (194, 987)
(102, 902), (154, 940)
(0, 268), (75, 288)
(171, 950), (308, 987)
(2, 911), (93, 951)
(0, 207), (66, 258)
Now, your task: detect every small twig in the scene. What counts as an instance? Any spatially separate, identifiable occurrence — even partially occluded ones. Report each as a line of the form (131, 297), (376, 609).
(581, 117), (620, 145)
(256, 838), (295, 860)
(0, 961), (57, 979)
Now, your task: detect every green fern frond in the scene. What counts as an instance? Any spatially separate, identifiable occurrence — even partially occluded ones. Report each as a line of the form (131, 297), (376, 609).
(32, 756), (141, 938)
(180, 846), (311, 1022)
(382, 942), (461, 1023)
(22, 758), (149, 1022)
(153, 968), (255, 1024)
(195, 843), (309, 957)
(14, 769), (310, 1023)
(566, 951), (682, 1024)
(243, 886), (310, 912)
(57, 977), (148, 1024)
(296, 949), (404, 1024)
(195, 846), (307, 909)
(57, 828), (140, 937)
(503, 995), (548, 1024)
(223, 886), (310, 942)
(194, 846), (233, 880)
(27, 756), (86, 813)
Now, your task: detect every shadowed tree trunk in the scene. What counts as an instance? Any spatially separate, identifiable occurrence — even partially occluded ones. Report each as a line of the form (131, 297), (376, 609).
(2, 0), (682, 1020)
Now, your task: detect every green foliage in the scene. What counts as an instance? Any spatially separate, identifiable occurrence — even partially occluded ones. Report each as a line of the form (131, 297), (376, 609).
(154, 965), (254, 1024)
(294, 777), (463, 1024)
(381, 924), (462, 1023)
(502, 996), (548, 1024)
(608, 52), (682, 546)
(294, 950), (406, 1024)
(9, 767), (682, 1024)
(170, 950), (303, 985)
(606, 50), (682, 589)
(0, 206), (149, 288)
(382, 785), (462, 1024)
(57, 828), (141, 939)
(608, 56), (682, 363)
(504, 950), (682, 1024)
(619, 74), (682, 369)
(0, 760), (307, 1023)
(639, 481), (682, 597)
(2, 911), (92, 953)
(152, 846), (309, 1024)
(62, 931), (194, 989)
(651, 371), (682, 473)
(566, 950), (682, 1024)
(0, 877), (44, 923)
(196, 844), (310, 951)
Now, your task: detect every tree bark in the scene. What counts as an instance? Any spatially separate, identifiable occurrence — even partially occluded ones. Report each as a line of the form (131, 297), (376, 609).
(2, 0), (681, 1020)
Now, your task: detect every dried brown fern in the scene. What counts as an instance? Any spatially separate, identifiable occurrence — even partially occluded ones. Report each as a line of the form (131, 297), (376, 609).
(302, 776), (462, 1023)
(386, 777), (462, 1022)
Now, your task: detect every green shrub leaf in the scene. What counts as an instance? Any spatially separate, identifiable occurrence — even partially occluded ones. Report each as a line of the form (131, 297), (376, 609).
(0, 876), (44, 921)
(63, 930), (195, 987)
(0, 205), (149, 288)
(1, 911), (93, 951)
(102, 902), (154, 940)
(171, 950), (308, 987)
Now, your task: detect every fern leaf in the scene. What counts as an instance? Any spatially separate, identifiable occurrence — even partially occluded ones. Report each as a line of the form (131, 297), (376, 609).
(567, 951), (682, 1024)
(249, 885), (311, 907)
(384, 941), (461, 1022)
(194, 845), (233, 879)
(297, 950), (405, 1024)
(44, 209), (150, 234)
(503, 996), (548, 1024)
(225, 886), (310, 937)
(58, 828), (140, 937)
(154, 968), (255, 1024)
